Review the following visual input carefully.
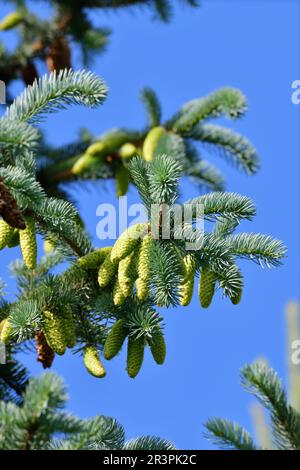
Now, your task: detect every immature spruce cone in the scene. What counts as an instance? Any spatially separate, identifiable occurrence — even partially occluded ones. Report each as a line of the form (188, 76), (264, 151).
(84, 346), (106, 378)
(118, 250), (138, 297)
(116, 165), (130, 197)
(0, 178), (26, 229)
(46, 36), (71, 72)
(137, 234), (152, 280)
(230, 288), (243, 305)
(19, 216), (37, 270)
(35, 330), (55, 369)
(71, 153), (97, 175)
(0, 319), (12, 344)
(78, 247), (111, 270)
(7, 228), (19, 248)
(113, 277), (126, 306)
(61, 307), (76, 349)
(149, 331), (166, 365)
(198, 268), (216, 308)
(142, 126), (167, 162)
(135, 277), (149, 301)
(111, 224), (147, 262)
(179, 255), (196, 307)
(98, 252), (118, 287)
(42, 310), (66, 356)
(104, 319), (128, 360)
(0, 11), (23, 31)
(0, 220), (14, 250)
(127, 337), (145, 378)
(21, 61), (38, 86)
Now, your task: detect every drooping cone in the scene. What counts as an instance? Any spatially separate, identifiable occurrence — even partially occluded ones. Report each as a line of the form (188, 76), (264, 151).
(149, 331), (166, 365)
(19, 217), (37, 270)
(104, 319), (128, 360)
(35, 330), (55, 369)
(118, 250), (138, 297)
(230, 287), (243, 305)
(0, 319), (12, 344)
(119, 143), (137, 160)
(0, 11), (23, 31)
(198, 267), (216, 308)
(78, 247), (111, 270)
(135, 277), (149, 301)
(113, 278), (126, 306)
(127, 336), (145, 378)
(46, 36), (71, 72)
(84, 346), (106, 378)
(42, 310), (66, 356)
(61, 307), (76, 348)
(0, 220), (14, 250)
(111, 224), (147, 263)
(179, 254), (196, 307)
(98, 252), (118, 287)
(142, 126), (167, 162)
(71, 153), (97, 175)
(137, 234), (152, 281)
(116, 165), (130, 197)
(7, 229), (19, 248)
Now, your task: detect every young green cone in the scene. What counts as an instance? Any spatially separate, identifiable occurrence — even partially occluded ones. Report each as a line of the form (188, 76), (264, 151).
(135, 277), (149, 301)
(42, 310), (66, 356)
(198, 268), (216, 308)
(7, 229), (20, 248)
(113, 278), (126, 306)
(0, 220), (14, 250)
(0, 319), (13, 344)
(71, 153), (98, 175)
(104, 319), (128, 360)
(149, 331), (166, 365)
(0, 11), (23, 31)
(230, 287), (243, 305)
(119, 143), (137, 160)
(127, 336), (145, 378)
(98, 252), (118, 287)
(118, 250), (138, 297)
(61, 307), (76, 348)
(43, 239), (55, 254)
(19, 217), (37, 270)
(78, 246), (111, 270)
(116, 165), (130, 198)
(111, 224), (147, 263)
(179, 255), (196, 307)
(142, 126), (167, 162)
(84, 346), (106, 378)
(137, 234), (152, 280)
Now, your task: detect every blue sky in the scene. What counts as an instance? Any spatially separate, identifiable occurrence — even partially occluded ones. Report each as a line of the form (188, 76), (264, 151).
(1, 0), (300, 449)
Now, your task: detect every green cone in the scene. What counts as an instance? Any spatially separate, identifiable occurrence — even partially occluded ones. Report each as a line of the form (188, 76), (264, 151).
(179, 255), (196, 306)
(118, 249), (138, 297)
(84, 346), (106, 378)
(78, 246), (111, 270)
(127, 336), (145, 378)
(19, 217), (37, 270)
(116, 165), (130, 197)
(0, 220), (14, 250)
(42, 310), (66, 356)
(198, 268), (216, 308)
(0, 319), (12, 344)
(0, 11), (23, 31)
(142, 126), (167, 162)
(104, 319), (128, 360)
(135, 277), (149, 301)
(111, 224), (147, 262)
(149, 331), (166, 365)
(113, 277), (126, 306)
(98, 252), (118, 287)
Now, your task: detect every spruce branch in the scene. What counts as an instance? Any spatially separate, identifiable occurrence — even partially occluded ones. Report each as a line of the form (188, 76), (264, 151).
(4, 69), (108, 123)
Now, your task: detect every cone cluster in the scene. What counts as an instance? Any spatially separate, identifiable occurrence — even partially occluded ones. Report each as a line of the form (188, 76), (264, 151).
(103, 318), (166, 378)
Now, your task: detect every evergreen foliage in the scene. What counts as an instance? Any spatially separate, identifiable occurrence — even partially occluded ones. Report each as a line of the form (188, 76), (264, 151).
(205, 361), (300, 450)
(0, 371), (175, 450)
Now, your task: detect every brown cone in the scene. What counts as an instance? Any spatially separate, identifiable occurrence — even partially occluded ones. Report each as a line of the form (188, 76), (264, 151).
(0, 178), (26, 229)
(46, 36), (71, 72)
(35, 330), (55, 369)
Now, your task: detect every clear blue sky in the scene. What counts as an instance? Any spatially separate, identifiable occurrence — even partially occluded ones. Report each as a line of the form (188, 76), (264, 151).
(1, 0), (300, 450)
